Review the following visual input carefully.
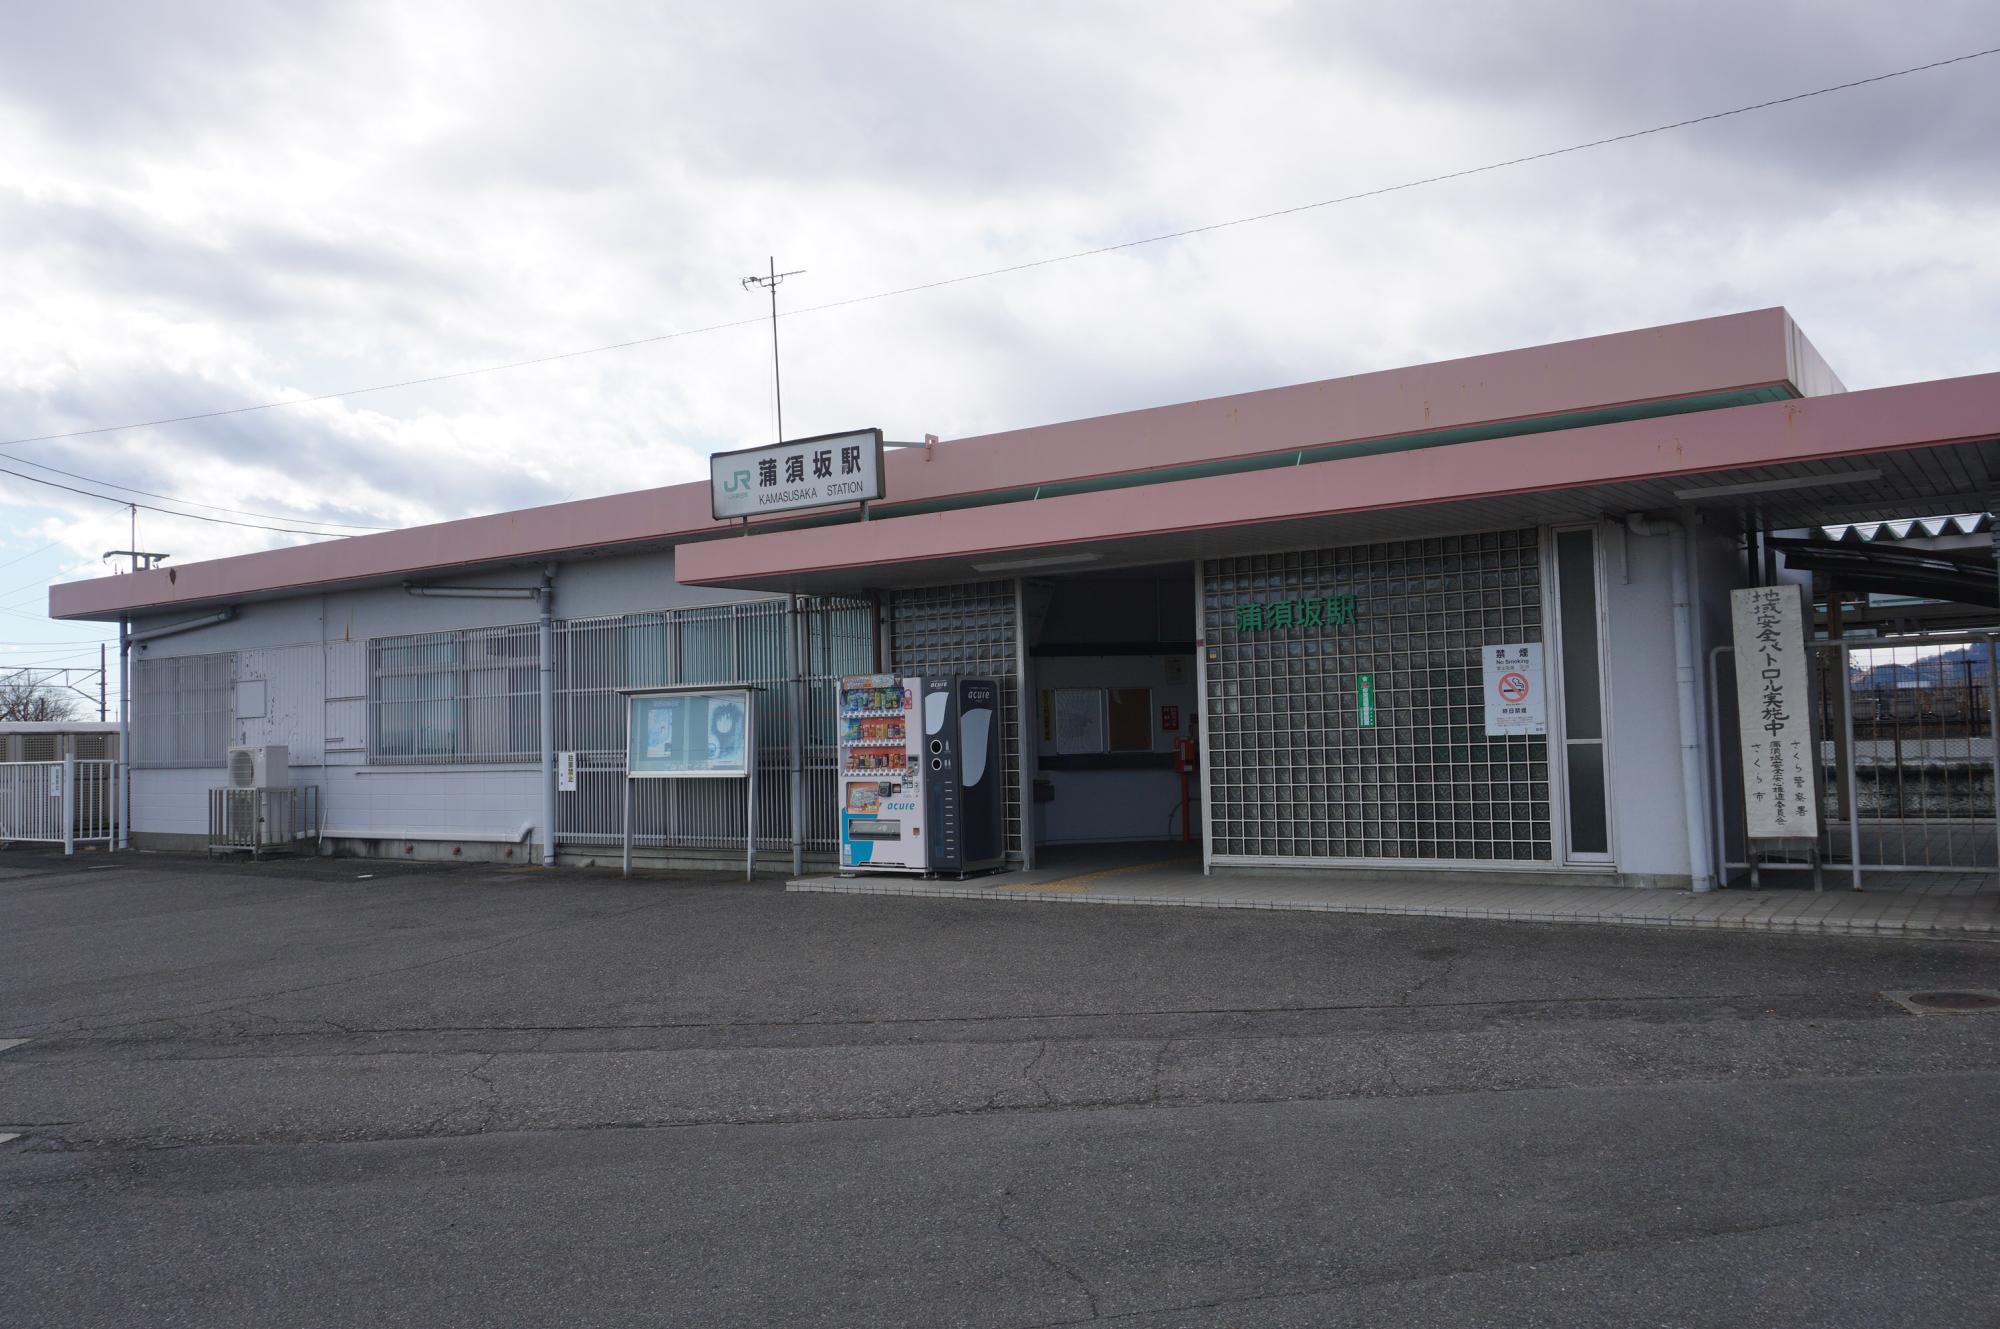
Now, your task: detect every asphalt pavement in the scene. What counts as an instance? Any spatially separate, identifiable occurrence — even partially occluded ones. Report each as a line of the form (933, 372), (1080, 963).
(3, 850), (1998, 1327)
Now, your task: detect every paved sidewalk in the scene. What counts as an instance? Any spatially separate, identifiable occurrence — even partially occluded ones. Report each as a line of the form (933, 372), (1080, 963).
(789, 858), (2000, 940)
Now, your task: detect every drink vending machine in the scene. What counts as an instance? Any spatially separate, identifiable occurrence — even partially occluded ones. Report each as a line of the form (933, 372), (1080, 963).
(838, 673), (1006, 876)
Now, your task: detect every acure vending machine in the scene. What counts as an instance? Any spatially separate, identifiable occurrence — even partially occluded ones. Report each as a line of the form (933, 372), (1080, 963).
(838, 673), (1006, 877)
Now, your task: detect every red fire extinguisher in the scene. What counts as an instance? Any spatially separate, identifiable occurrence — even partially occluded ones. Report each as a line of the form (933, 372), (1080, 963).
(1173, 738), (1198, 844)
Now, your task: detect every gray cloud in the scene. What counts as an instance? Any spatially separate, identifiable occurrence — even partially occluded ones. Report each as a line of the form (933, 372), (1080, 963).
(1310, 2), (2000, 196)
(0, 0), (1991, 596)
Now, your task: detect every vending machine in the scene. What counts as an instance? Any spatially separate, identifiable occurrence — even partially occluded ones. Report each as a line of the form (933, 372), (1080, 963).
(838, 673), (1006, 877)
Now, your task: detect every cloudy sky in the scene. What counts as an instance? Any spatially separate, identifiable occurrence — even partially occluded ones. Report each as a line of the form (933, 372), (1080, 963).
(2, 0), (1997, 681)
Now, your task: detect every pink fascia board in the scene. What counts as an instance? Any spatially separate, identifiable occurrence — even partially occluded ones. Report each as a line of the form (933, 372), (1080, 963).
(859, 307), (1823, 510)
(50, 482), (720, 621)
(48, 307), (1824, 621)
(674, 373), (2000, 587)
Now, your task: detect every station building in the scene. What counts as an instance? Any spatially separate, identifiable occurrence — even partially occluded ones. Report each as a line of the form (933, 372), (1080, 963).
(47, 309), (2000, 888)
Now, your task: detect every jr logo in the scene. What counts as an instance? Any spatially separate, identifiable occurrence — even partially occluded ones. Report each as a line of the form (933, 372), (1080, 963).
(721, 468), (753, 494)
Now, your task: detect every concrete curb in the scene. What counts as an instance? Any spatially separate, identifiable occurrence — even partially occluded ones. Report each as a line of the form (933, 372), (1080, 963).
(785, 880), (2000, 941)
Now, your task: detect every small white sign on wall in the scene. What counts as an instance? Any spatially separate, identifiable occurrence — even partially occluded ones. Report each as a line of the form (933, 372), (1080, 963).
(1482, 643), (1547, 737)
(1730, 584), (1819, 839)
(557, 751), (578, 793)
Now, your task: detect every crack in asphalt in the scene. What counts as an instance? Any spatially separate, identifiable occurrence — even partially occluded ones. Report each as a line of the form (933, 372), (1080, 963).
(17, 987), (1891, 1050)
(25, 1066), (1998, 1155)
(1008, 1189), (2000, 1327)
(994, 1192), (1101, 1322)
(1400, 948), (1462, 1007)
(14, 893), (686, 1039)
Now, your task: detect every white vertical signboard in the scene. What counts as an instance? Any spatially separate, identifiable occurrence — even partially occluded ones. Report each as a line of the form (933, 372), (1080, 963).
(1730, 585), (1819, 838)
(1482, 643), (1547, 736)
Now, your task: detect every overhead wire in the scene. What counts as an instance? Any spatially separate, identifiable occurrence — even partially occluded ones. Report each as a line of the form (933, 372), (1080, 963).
(0, 465), (363, 538)
(0, 44), (1991, 455)
(0, 451), (391, 530)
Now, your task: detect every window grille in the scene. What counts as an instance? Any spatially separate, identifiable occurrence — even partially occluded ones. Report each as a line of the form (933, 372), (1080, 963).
(1203, 531), (1552, 864)
(133, 652), (236, 767)
(368, 624), (541, 764)
(552, 598), (873, 854)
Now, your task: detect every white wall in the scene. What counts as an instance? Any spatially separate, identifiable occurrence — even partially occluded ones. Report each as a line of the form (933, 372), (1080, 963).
(125, 547), (775, 847)
(1599, 521), (1748, 883)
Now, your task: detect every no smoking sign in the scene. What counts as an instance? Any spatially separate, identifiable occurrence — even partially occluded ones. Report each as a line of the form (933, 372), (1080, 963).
(1482, 644), (1547, 736)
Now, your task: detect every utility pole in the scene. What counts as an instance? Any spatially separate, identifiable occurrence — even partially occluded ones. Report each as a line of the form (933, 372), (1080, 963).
(99, 643), (106, 722)
(742, 256), (804, 444)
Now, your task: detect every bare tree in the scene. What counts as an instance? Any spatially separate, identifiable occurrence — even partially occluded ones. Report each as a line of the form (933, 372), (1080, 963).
(0, 676), (80, 722)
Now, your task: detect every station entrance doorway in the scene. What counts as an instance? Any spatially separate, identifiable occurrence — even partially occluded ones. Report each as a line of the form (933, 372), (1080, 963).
(1022, 568), (1201, 872)
(883, 566), (1202, 877)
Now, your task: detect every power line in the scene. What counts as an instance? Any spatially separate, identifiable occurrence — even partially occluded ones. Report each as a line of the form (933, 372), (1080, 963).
(0, 465), (360, 538)
(0, 541), (62, 577)
(1, 43), (1993, 455)
(0, 647), (112, 669)
(0, 451), (391, 530)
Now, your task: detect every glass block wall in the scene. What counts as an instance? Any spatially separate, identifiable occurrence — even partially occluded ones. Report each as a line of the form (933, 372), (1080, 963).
(889, 580), (1023, 862)
(1202, 531), (1552, 863)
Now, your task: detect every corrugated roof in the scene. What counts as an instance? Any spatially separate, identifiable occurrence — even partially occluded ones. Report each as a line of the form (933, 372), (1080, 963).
(1821, 513), (1991, 543)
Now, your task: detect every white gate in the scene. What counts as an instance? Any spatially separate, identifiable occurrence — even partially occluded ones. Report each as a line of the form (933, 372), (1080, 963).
(1711, 632), (2000, 884)
(0, 758), (121, 853)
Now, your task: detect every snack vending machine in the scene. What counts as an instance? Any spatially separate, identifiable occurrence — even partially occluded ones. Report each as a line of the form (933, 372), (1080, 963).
(838, 673), (1006, 877)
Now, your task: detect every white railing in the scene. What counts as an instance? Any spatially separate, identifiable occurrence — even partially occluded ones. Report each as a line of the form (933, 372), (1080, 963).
(207, 785), (321, 856)
(0, 759), (121, 852)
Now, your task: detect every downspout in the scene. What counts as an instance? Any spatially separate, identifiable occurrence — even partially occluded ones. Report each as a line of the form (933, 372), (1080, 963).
(1625, 515), (1716, 892)
(401, 577), (558, 867)
(789, 596), (806, 878)
(117, 617), (129, 850)
(538, 566), (557, 868)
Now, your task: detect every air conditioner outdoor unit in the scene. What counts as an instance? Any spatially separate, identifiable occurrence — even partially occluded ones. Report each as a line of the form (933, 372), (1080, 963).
(227, 744), (289, 789)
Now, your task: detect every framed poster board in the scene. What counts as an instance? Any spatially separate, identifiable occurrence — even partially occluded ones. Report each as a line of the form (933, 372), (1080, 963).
(1106, 688), (1153, 752)
(618, 686), (758, 879)
(627, 688), (753, 778)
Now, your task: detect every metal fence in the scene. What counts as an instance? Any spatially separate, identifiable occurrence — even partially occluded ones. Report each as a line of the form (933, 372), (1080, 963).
(1712, 632), (2000, 880)
(0, 759), (120, 851)
(552, 598), (873, 860)
(207, 785), (322, 856)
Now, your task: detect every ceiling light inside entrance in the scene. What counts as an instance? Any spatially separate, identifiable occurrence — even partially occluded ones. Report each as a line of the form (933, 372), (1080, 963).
(1670, 469), (1882, 501)
(969, 552), (1103, 573)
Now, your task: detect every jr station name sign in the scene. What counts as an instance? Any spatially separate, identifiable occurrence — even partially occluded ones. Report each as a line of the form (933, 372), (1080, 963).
(710, 428), (887, 519)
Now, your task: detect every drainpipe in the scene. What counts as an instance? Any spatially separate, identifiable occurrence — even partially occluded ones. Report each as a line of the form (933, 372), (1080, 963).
(117, 617), (129, 850)
(1626, 514), (1716, 892)
(538, 566), (557, 868)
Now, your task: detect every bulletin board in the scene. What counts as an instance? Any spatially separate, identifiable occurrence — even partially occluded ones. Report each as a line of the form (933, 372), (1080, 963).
(1105, 688), (1153, 752)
